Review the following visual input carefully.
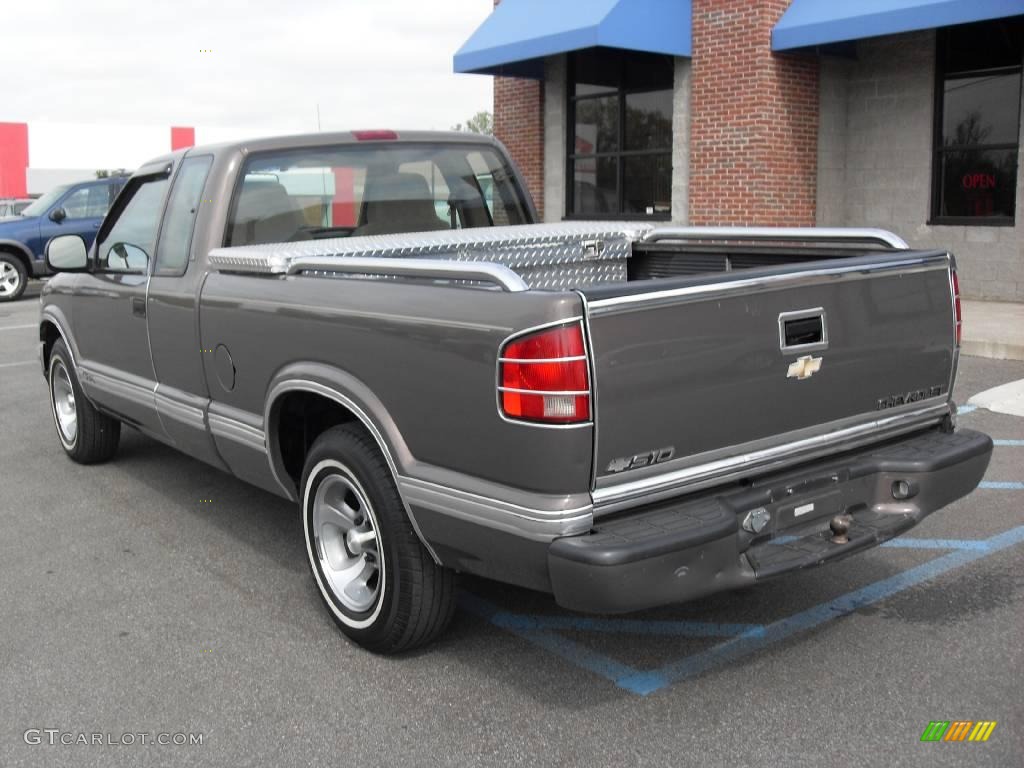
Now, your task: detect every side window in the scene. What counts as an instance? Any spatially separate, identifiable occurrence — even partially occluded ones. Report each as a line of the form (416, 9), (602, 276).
(61, 188), (91, 218)
(62, 185), (113, 219)
(155, 156), (213, 276)
(96, 176), (169, 273)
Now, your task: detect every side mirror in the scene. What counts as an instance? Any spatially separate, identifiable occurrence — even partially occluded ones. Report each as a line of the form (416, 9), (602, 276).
(49, 207), (67, 223)
(108, 242), (149, 273)
(45, 235), (89, 272)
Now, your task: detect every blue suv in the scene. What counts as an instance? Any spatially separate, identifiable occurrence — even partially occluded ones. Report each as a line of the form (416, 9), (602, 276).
(0, 176), (127, 302)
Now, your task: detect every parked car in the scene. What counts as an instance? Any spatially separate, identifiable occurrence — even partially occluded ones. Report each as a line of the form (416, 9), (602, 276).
(0, 198), (33, 218)
(0, 176), (126, 302)
(38, 131), (991, 654)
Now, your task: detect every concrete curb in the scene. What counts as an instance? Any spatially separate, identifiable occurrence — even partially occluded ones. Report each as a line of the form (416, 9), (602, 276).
(961, 340), (1024, 362)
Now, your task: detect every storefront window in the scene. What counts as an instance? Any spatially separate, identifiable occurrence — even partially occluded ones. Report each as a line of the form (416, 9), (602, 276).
(568, 49), (673, 219)
(931, 19), (1023, 224)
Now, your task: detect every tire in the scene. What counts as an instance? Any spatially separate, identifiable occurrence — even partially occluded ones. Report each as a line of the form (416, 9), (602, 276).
(301, 424), (456, 653)
(0, 252), (28, 302)
(48, 340), (120, 463)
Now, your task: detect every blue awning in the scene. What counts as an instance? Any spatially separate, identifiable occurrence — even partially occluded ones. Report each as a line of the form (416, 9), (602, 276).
(454, 0), (692, 78)
(773, 0), (1024, 51)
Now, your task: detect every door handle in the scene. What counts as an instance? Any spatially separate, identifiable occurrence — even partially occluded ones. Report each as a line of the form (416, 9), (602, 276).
(131, 296), (146, 318)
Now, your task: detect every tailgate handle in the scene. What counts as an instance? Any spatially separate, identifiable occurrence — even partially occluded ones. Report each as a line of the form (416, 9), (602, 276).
(779, 308), (827, 352)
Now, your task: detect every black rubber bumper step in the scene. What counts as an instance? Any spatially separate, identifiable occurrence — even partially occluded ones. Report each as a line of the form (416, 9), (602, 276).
(550, 496), (736, 567)
(747, 508), (917, 579)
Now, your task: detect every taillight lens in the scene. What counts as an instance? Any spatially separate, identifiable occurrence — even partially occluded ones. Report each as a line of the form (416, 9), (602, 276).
(499, 323), (591, 424)
(952, 269), (962, 345)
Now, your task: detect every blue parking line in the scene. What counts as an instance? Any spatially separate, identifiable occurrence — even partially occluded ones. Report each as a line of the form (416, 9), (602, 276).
(881, 538), (991, 551)
(957, 404), (977, 415)
(458, 592), (648, 687)
(462, 524), (1024, 697)
(994, 439), (1024, 446)
(980, 481), (1024, 489)
(644, 525), (1024, 691)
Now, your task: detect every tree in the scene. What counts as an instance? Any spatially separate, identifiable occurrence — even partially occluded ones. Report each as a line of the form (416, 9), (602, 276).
(452, 111), (493, 135)
(95, 168), (129, 179)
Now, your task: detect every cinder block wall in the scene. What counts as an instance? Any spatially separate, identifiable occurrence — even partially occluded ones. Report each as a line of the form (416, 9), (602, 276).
(817, 30), (1024, 301)
(689, 0), (819, 225)
(543, 56), (566, 222)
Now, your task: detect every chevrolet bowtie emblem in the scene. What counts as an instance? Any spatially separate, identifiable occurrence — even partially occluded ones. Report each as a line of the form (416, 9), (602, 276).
(787, 355), (822, 380)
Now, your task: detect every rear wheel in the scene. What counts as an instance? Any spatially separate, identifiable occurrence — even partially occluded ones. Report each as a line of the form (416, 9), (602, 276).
(48, 340), (120, 463)
(301, 424), (456, 653)
(0, 252), (27, 302)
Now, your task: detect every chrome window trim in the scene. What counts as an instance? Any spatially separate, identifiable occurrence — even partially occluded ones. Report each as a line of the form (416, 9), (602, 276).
(592, 400), (951, 514)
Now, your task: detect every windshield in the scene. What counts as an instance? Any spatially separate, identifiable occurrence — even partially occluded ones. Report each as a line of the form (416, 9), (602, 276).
(226, 142), (530, 246)
(19, 185), (72, 218)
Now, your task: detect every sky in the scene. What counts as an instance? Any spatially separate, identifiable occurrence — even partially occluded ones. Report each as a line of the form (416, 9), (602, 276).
(1, 0), (494, 135)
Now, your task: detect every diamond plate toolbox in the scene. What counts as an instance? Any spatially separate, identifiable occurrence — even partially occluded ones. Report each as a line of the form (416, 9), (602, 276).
(208, 221), (656, 290)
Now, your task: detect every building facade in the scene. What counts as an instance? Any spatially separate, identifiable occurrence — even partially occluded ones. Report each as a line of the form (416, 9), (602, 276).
(456, 1), (1024, 301)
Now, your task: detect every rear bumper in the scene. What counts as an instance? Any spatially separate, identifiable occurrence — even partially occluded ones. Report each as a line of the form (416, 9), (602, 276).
(548, 427), (992, 614)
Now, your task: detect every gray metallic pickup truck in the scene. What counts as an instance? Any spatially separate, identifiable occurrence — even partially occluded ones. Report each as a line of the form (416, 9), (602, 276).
(38, 131), (992, 653)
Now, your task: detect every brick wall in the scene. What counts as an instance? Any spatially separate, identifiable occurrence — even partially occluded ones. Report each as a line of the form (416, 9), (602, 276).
(494, 75), (545, 215)
(689, 0), (818, 225)
(491, 0), (544, 215)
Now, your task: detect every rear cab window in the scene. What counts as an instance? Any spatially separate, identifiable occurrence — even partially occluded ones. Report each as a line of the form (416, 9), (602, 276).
(225, 142), (529, 247)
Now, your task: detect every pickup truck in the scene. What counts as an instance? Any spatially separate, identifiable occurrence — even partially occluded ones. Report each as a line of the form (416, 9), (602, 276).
(38, 131), (992, 654)
(0, 175), (127, 303)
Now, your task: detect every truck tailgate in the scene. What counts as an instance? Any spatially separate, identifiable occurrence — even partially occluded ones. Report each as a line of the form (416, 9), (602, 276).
(581, 250), (957, 511)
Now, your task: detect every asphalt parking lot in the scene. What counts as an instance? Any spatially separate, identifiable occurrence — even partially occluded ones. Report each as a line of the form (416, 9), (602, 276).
(1, 286), (1022, 767)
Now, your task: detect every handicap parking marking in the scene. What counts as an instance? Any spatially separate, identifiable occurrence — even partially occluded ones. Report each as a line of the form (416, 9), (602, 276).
(993, 439), (1024, 446)
(462, 522), (1024, 697)
(980, 481), (1024, 489)
(957, 404), (977, 415)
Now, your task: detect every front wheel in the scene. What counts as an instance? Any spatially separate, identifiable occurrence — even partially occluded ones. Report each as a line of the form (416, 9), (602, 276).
(0, 253), (27, 302)
(48, 340), (120, 463)
(301, 424), (456, 653)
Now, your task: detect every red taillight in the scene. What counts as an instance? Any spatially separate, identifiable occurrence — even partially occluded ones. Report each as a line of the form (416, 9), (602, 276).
(353, 129), (398, 141)
(952, 269), (962, 345)
(499, 323), (591, 424)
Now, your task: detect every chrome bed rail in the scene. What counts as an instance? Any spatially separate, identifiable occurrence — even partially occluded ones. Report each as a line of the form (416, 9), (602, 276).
(286, 256), (529, 292)
(642, 227), (910, 250)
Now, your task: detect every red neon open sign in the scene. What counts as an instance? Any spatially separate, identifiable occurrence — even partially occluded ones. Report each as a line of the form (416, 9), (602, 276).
(962, 173), (996, 190)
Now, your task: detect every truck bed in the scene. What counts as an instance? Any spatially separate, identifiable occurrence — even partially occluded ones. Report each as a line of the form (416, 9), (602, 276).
(207, 223), (958, 514)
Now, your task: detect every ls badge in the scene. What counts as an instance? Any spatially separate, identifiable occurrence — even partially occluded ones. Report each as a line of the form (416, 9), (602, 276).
(787, 355), (822, 380)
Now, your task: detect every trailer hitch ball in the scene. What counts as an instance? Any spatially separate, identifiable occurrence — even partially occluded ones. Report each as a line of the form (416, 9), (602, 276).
(830, 514), (852, 544)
